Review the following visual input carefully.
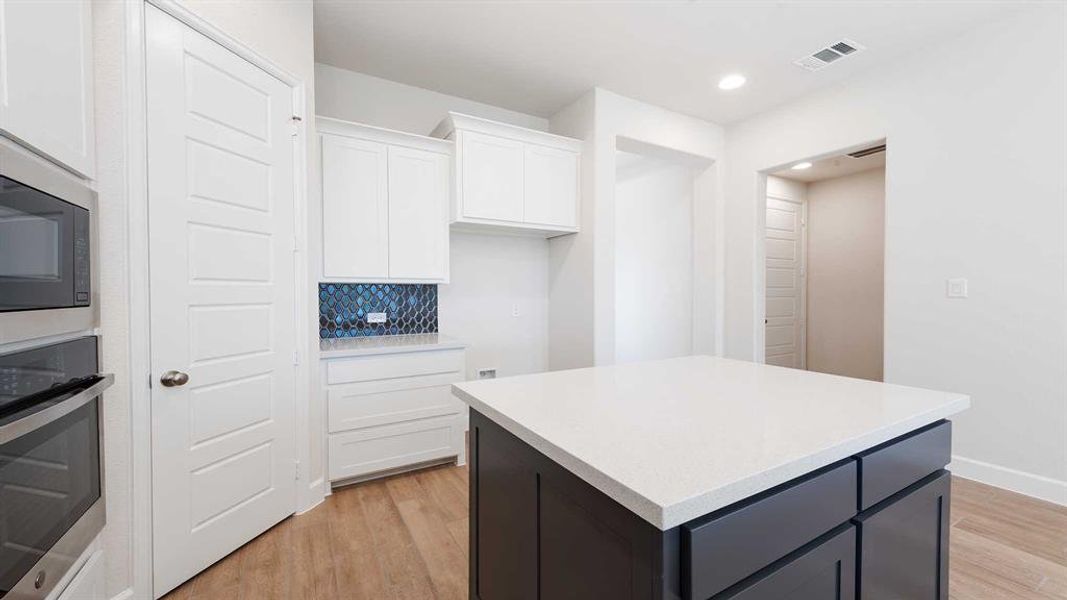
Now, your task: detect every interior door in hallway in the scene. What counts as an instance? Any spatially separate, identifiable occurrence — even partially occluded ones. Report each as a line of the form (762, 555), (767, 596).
(146, 6), (298, 596)
(765, 195), (806, 369)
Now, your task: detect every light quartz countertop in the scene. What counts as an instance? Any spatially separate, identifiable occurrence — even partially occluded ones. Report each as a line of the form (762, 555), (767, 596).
(319, 334), (466, 359)
(452, 355), (969, 530)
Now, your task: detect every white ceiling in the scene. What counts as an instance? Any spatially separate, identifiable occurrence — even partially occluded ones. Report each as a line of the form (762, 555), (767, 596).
(774, 148), (886, 183)
(313, 1), (1024, 124)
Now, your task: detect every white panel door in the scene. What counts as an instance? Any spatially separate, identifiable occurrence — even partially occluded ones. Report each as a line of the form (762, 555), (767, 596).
(321, 134), (389, 279)
(765, 196), (806, 368)
(146, 7), (296, 596)
(523, 144), (578, 228)
(388, 145), (449, 280)
(459, 130), (524, 222)
(0, 0), (94, 176)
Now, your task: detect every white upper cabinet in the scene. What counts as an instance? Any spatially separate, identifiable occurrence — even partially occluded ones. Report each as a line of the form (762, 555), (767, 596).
(322, 134), (389, 280)
(387, 145), (449, 280)
(319, 118), (451, 283)
(459, 131), (524, 222)
(432, 112), (580, 237)
(0, 0), (94, 177)
(524, 143), (579, 228)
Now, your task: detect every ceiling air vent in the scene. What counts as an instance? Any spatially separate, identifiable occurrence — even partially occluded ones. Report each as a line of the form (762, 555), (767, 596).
(794, 39), (866, 71)
(847, 144), (886, 159)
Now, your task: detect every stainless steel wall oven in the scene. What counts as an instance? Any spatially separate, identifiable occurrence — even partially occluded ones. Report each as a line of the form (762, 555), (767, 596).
(0, 336), (110, 600)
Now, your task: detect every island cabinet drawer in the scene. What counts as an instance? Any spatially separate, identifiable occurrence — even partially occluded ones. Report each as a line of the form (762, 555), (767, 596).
(715, 525), (856, 600)
(328, 415), (461, 481)
(855, 420), (950, 510)
(325, 348), (464, 386)
(328, 380), (463, 433)
(682, 460), (857, 600)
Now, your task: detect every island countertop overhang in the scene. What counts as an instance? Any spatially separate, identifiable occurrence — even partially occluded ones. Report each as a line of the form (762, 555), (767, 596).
(452, 355), (970, 530)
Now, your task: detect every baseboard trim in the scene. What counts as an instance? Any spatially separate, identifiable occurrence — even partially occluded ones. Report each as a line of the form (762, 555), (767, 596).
(950, 455), (1067, 506)
(110, 588), (134, 600)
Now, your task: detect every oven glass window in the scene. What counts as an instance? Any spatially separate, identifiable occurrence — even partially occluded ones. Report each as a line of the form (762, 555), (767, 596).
(0, 399), (100, 597)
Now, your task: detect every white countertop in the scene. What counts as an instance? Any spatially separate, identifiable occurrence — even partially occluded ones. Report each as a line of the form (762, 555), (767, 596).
(452, 355), (969, 530)
(319, 334), (466, 359)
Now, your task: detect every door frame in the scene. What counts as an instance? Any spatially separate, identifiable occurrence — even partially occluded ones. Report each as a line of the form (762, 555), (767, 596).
(752, 137), (886, 365)
(764, 191), (807, 370)
(124, 1), (312, 597)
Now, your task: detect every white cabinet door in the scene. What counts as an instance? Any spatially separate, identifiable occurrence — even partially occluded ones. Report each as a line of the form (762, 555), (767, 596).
(322, 134), (389, 279)
(0, 0), (93, 177)
(524, 144), (579, 228)
(388, 145), (449, 281)
(56, 550), (104, 600)
(460, 130), (524, 222)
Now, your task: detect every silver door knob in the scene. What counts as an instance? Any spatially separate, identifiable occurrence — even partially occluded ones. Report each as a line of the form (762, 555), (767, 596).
(160, 370), (189, 387)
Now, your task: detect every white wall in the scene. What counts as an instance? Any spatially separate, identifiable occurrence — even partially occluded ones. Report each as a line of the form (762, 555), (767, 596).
(314, 63), (552, 381)
(92, 1), (316, 597)
(806, 167), (884, 381)
(316, 63), (547, 134)
(615, 152), (694, 363)
(766, 175), (807, 204)
(550, 89), (724, 369)
(724, 6), (1067, 503)
(91, 3), (132, 597)
(440, 234), (549, 378)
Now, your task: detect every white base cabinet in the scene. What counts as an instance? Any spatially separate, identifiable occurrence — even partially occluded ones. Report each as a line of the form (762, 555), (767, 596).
(54, 550), (104, 600)
(432, 112), (581, 238)
(324, 346), (466, 484)
(319, 118), (451, 283)
(0, 0), (94, 177)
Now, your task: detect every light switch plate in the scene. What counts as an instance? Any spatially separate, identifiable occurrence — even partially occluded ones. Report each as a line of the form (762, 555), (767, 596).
(367, 312), (387, 323)
(946, 278), (968, 299)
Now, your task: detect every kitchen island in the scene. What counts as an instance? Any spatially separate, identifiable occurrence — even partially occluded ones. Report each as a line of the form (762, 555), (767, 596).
(452, 356), (970, 600)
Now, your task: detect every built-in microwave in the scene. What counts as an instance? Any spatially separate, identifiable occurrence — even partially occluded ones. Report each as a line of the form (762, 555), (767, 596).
(0, 336), (110, 600)
(0, 142), (95, 345)
(0, 176), (90, 311)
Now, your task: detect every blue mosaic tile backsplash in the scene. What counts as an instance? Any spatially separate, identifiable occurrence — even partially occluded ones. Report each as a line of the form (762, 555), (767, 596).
(319, 283), (438, 338)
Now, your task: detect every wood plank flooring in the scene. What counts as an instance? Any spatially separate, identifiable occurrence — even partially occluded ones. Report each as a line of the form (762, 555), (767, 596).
(164, 468), (1067, 599)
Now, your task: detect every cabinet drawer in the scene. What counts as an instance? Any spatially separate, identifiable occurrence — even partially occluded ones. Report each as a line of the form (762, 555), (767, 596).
(856, 420), (950, 510)
(720, 525), (856, 600)
(325, 348), (464, 385)
(683, 460), (857, 600)
(328, 416), (461, 481)
(329, 382), (463, 433)
(854, 470), (950, 600)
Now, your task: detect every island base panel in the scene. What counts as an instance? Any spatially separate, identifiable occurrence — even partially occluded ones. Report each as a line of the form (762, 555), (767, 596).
(470, 410), (672, 600)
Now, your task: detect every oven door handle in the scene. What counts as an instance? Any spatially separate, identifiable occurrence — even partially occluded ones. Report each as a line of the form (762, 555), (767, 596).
(0, 373), (114, 445)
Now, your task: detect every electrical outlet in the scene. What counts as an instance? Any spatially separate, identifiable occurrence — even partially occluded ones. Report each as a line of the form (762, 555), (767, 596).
(476, 368), (497, 380)
(367, 312), (387, 323)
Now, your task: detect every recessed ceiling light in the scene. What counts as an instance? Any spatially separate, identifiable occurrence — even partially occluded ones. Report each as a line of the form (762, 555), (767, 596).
(791, 162), (813, 170)
(718, 74), (746, 90)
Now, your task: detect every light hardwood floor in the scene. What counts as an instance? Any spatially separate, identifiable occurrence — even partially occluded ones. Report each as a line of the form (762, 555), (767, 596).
(164, 467), (1067, 599)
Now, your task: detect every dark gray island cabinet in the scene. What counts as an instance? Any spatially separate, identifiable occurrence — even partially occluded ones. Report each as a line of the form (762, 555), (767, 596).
(469, 412), (951, 600)
(453, 356), (969, 600)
